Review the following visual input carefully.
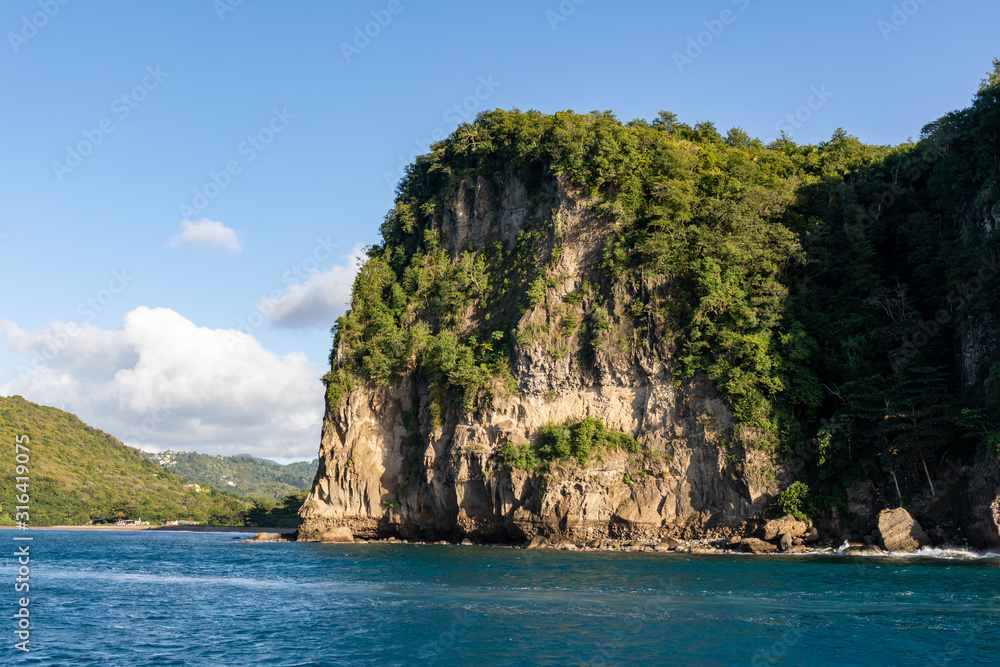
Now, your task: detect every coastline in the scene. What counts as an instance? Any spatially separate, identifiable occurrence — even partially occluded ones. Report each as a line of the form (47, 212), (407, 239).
(344, 539), (999, 559)
(242, 530), (996, 559)
(0, 525), (283, 533)
(7, 525), (994, 558)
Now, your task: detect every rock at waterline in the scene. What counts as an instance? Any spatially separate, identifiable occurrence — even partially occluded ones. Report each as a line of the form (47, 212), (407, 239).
(761, 515), (810, 541)
(877, 508), (930, 553)
(654, 537), (681, 552)
(316, 526), (355, 543)
(842, 544), (886, 556)
(740, 538), (778, 554)
(243, 532), (293, 543)
(525, 535), (548, 550)
(779, 533), (793, 552)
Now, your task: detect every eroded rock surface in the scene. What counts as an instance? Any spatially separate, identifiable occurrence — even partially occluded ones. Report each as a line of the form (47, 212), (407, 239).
(877, 508), (931, 553)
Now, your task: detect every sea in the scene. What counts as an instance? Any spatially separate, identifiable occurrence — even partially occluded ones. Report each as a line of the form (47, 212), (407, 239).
(2, 529), (998, 666)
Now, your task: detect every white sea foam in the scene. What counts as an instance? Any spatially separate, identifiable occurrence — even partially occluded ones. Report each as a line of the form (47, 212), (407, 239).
(883, 546), (999, 560)
(832, 542), (1000, 560)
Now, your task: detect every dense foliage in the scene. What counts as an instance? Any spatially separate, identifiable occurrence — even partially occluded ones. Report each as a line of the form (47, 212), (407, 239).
(327, 62), (1000, 510)
(144, 451), (317, 501)
(0, 396), (253, 525)
(244, 489), (309, 529)
(497, 417), (642, 472)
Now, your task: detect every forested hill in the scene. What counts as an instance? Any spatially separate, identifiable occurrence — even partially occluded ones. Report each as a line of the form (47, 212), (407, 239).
(144, 450), (317, 500)
(0, 395), (253, 525)
(325, 61), (1000, 517)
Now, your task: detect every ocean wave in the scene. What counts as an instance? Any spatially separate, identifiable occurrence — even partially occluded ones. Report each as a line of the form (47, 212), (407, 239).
(834, 541), (1000, 560)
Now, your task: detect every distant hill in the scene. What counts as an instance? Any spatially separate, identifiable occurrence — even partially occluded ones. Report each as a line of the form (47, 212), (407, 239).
(0, 395), (253, 526)
(144, 450), (318, 500)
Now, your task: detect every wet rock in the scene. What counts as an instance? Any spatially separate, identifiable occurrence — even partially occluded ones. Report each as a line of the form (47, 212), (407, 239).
(843, 544), (885, 556)
(877, 508), (930, 553)
(244, 532), (288, 542)
(526, 535), (548, 550)
(740, 538), (778, 554)
(460, 538), (474, 546)
(654, 538), (682, 552)
(316, 526), (354, 543)
(779, 533), (793, 552)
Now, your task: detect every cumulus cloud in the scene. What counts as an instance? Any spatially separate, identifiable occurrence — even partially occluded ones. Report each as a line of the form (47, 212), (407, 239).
(265, 245), (364, 328)
(170, 219), (242, 252)
(0, 307), (323, 458)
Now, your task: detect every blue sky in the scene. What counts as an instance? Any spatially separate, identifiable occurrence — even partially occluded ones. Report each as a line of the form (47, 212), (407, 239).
(0, 0), (996, 460)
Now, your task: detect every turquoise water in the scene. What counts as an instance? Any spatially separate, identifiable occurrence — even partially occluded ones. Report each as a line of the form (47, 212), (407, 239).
(2, 530), (999, 666)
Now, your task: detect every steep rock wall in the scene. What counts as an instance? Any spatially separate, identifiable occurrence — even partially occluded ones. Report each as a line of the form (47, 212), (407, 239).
(299, 175), (779, 543)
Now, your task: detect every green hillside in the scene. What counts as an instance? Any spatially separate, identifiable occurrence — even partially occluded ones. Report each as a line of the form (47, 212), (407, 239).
(144, 450), (317, 500)
(0, 395), (253, 526)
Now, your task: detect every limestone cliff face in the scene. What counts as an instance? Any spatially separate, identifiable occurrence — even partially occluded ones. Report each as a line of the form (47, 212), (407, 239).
(298, 175), (779, 543)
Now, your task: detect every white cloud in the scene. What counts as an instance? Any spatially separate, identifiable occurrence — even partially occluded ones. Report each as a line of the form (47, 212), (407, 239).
(0, 307), (323, 458)
(265, 245), (363, 328)
(170, 219), (242, 253)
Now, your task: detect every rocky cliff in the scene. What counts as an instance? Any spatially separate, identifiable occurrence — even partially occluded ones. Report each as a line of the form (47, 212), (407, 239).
(299, 174), (778, 544)
(298, 98), (1000, 550)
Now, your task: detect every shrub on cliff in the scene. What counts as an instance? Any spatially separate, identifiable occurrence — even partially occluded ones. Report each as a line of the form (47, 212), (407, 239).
(498, 418), (641, 472)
